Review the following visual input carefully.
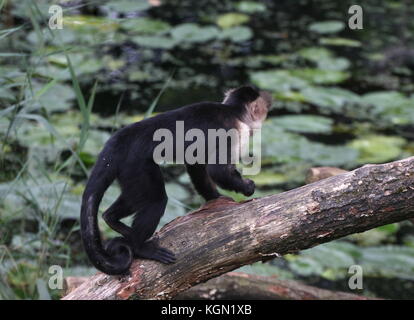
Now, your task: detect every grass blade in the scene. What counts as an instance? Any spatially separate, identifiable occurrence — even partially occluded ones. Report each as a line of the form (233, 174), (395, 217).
(144, 70), (175, 119)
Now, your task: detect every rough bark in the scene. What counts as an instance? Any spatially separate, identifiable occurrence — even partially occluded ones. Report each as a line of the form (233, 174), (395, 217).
(175, 272), (377, 300)
(62, 157), (414, 300)
(63, 273), (376, 300)
(64, 277), (89, 296)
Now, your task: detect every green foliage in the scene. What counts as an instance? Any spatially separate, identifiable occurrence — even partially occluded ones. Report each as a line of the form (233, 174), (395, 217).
(218, 26), (253, 42)
(319, 37), (362, 47)
(308, 21), (345, 34)
(348, 135), (405, 164)
(270, 115), (333, 134)
(121, 18), (171, 35)
(216, 13), (250, 29)
(287, 241), (414, 281)
(2, 0), (414, 300)
(103, 0), (151, 13)
(170, 23), (219, 43)
(235, 1), (266, 13)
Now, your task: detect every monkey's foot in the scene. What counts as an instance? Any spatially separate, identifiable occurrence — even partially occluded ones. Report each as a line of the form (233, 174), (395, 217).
(133, 239), (176, 264)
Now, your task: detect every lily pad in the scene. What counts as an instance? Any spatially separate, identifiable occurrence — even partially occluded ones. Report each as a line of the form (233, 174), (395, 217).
(250, 70), (308, 91)
(320, 37), (362, 47)
(290, 68), (350, 84)
(261, 126), (358, 167)
(300, 86), (360, 111)
(236, 1), (266, 13)
(218, 26), (253, 42)
(361, 91), (408, 109)
(216, 13), (250, 29)
(309, 21), (345, 34)
(63, 16), (119, 32)
(361, 246), (414, 279)
(348, 135), (405, 164)
(361, 91), (414, 125)
(103, 0), (151, 13)
(121, 18), (171, 35)
(170, 23), (219, 43)
(27, 83), (76, 112)
(269, 115), (333, 134)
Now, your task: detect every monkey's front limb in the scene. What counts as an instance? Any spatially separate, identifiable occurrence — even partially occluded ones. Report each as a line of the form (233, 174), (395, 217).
(207, 164), (255, 196)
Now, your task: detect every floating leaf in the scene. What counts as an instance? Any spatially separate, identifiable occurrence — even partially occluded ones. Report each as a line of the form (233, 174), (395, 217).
(297, 48), (351, 71)
(350, 135), (404, 163)
(361, 246), (414, 279)
(269, 115), (333, 134)
(63, 16), (119, 32)
(103, 0), (150, 13)
(361, 91), (414, 125)
(300, 86), (360, 111)
(216, 13), (250, 29)
(298, 47), (333, 61)
(348, 135), (405, 164)
(288, 255), (325, 276)
(290, 68), (350, 84)
(218, 26), (253, 42)
(274, 90), (306, 102)
(250, 70), (308, 91)
(309, 21), (345, 34)
(171, 23), (219, 43)
(120, 18), (170, 34)
(361, 91), (408, 109)
(27, 83), (76, 112)
(236, 1), (266, 13)
(288, 242), (357, 279)
(349, 224), (399, 246)
(320, 37), (361, 47)
(261, 126), (358, 167)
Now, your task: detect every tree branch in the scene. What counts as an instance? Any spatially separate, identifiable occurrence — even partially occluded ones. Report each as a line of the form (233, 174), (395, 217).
(62, 157), (414, 300)
(64, 272), (377, 300)
(175, 272), (377, 300)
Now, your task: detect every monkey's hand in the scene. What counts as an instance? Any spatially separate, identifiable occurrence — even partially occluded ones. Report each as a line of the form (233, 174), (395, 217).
(241, 179), (255, 197)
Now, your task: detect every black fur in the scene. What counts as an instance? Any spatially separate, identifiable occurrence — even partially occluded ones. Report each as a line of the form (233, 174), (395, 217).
(80, 86), (262, 275)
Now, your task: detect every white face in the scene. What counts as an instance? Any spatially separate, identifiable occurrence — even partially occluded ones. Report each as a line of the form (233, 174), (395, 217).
(242, 95), (270, 130)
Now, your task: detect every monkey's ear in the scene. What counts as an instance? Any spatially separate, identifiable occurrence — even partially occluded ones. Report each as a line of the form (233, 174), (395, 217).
(259, 91), (272, 108)
(248, 94), (271, 121)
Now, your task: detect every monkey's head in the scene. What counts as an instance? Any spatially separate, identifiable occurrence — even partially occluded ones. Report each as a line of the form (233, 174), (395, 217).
(223, 85), (272, 127)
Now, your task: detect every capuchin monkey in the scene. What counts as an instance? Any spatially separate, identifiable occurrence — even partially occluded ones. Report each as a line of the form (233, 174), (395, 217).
(81, 85), (272, 275)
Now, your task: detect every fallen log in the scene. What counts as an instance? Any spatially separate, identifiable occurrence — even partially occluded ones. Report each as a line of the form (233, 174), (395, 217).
(63, 272), (376, 300)
(63, 157), (414, 300)
(175, 272), (377, 300)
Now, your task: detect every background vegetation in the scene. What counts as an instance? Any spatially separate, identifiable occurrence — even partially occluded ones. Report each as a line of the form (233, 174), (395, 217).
(1, 0), (414, 299)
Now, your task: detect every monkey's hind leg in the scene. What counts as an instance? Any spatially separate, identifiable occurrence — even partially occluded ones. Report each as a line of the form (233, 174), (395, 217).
(102, 196), (134, 239)
(131, 201), (176, 264)
(122, 162), (176, 264)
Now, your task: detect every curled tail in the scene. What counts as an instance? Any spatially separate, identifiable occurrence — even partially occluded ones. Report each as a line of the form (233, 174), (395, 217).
(80, 161), (133, 275)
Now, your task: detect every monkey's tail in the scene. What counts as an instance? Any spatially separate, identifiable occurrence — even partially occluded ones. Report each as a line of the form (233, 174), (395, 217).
(80, 164), (133, 275)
